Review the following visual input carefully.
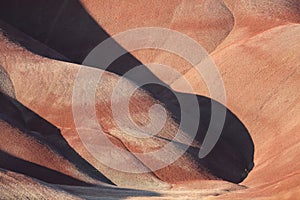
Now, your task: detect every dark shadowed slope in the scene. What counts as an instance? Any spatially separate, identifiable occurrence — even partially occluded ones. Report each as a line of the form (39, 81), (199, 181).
(0, 150), (91, 186)
(0, 92), (114, 185)
(0, 169), (82, 200)
(0, 24), (254, 185)
(0, 0), (299, 199)
(0, 20), (68, 62)
(0, 0), (109, 63)
(0, 168), (161, 200)
(0, 0), (254, 184)
(175, 1), (300, 199)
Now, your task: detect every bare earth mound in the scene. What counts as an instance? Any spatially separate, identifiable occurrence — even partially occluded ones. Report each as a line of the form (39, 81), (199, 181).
(0, 0), (299, 199)
(0, 27), (253, 186)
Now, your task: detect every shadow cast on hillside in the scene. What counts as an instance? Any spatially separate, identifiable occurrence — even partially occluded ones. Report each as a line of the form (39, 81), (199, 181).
(0, 92), (114, 185)
(0, 151), (92, 186)
(0, 92), (161, 199)
(0, 153), (160, 198)
(0, 0), (254, 183)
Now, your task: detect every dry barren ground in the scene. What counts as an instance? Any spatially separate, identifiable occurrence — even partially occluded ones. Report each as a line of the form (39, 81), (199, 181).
(0, 0), (299, 199)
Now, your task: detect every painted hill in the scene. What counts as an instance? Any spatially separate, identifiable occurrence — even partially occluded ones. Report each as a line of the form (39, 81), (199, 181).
(0, 0), (299, 199)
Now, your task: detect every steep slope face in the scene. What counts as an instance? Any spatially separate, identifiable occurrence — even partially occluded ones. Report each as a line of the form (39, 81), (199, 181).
(0, 71), (113, 186)
(0, 33), (114, 186)
(0, 32), (168, 189)
(61, 2), (254, 184)
(0, 169), (81, 200)
(1, 1), (298, 199)
(82, 0), (299, 197)
(0, 0), (234, 87)
(165, 0), (300, 92)
(80, 0), (234, 53)
(80, 0), (234, 85)
(212, 23), (300, 200)
(3, 168), (243, 200)
(0, 32), (199, 188)
(0, 20), (68, 62)
(0, 65), (15, 98)
(0, 35), (214, 186)
(157, 1), (300, 197)
(216, 0), (300, 49)
(0, 25), (254, 187)
(0, 0), (233, 58)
